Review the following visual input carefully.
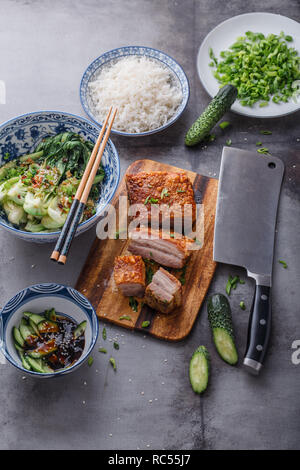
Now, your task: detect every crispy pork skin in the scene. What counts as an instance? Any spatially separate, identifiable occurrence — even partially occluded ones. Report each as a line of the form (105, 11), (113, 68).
(128, 228), (192, 269)
(114, 255), (146, 297)
(145, 267), (182, 314)
(126, 171), (196, 226)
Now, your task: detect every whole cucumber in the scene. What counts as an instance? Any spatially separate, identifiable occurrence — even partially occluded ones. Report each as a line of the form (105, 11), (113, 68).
(185, 85), (237, 146)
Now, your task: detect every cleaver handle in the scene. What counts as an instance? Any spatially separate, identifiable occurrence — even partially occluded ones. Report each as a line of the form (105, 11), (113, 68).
(243, 285), (271, 375)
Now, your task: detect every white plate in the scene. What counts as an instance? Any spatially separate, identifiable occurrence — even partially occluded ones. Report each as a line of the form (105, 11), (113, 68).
(197, 12), (300, 118)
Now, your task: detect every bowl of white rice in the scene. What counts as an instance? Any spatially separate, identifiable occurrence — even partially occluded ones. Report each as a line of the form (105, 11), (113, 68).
(80, 46), (189, 137)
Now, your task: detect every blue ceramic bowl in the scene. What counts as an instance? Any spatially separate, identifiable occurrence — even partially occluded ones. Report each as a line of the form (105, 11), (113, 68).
(0, 283), (98, 378)
(0, 111), (120, 243)
(80, 46), (190, 137)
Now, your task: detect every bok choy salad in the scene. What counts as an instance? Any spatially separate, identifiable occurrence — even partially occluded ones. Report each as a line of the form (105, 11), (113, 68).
(0, 132), (104, 232)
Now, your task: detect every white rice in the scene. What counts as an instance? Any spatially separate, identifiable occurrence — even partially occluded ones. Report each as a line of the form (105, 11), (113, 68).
(88, 56), (183, 133)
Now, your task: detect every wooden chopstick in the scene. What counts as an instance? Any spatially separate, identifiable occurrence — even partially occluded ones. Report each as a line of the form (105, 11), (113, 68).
(57, 108), (117, 265)
(50, 107), (113, 262)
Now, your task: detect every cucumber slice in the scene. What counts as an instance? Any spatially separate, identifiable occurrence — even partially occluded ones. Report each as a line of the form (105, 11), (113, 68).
(44, 308), (56, 322)
(25, 357), (45, 373)
(41, 361), (54, 373)
(37, 320), (59, 334)
(207, 293), (238, 365)
(23, 312), (44, 324)
(18, 351), (32, 371)
(27, 340), (57, 359)
(19, 318), (34, 340)
(189, 346), (210, 394)
(74, 320), (87, 339)
(14, 342), (24, 352)
(28, 318), (40, 337)
(212, 328), (238, 366)
(13, 326), (25, 347)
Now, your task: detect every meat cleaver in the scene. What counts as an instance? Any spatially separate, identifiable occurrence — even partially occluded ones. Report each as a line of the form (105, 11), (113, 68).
(213, 147), (284, 374)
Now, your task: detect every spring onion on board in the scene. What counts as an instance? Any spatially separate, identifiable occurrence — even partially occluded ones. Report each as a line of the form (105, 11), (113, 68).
(209, 31), (300, 107)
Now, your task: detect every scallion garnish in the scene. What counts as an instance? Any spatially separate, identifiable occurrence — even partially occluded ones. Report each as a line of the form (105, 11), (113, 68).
(278, 260), (288, 269)
(219, 121), (230, 130)
(109, 357), (117, 370)
(119, 315), (132, 321)
(210, 32), (300, 107)
(129, 297), (138, 312)
(257, 147), (270, 154)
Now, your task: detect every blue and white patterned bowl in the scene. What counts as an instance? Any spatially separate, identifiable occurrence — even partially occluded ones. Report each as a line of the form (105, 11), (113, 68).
(0, 283), (98, 378)
(80, 46), (190, 137)
(0, 111), (120, 243)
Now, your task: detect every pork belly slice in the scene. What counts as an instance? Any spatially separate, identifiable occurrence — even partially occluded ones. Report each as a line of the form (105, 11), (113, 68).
(128, 228), (192, 269)
(145, 268), (182, 314)
(126, 171), (196, 226)
(114, 255), (146, 297)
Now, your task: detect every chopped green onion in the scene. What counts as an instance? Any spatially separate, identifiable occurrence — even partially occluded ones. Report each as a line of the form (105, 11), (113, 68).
(256, 141), (262, 146)
(239, 301), (246, 310)
(278, 260), (288, 269)
(129, 297), (138, 312)
(160, 188), (169, 199)
(226, 139), (232, 146)
(210, 32), (300, 107)
(109, 357), (117, 371)
(144, 196), (159, 205)
(102, 327), (107, 340)
(226, 275), (244, 295)
(119, 315), (132, 321)
(113, 342), (119, 350)
(260, 130), (272, 135)
(257, 147), (270, 154)
(141, 321), (150, 328)
(99, 348), (107, 353)
(219, 121), (230, 130)
(88, 356), (93, 367)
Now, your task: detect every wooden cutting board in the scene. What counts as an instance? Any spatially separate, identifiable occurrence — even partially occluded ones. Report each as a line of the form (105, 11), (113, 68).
(76, 159), (218, 341)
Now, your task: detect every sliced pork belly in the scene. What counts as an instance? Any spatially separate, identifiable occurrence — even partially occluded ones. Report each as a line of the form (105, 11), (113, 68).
(114, 255), (146, 297)
(128, 228), (192, 269)
(145, 267), (182, 314)
(126, 171), (196, 226)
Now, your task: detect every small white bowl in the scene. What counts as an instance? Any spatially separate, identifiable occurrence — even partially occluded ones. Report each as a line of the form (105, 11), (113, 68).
(80, 46), (190, 136)
(0, 283), (98, 378)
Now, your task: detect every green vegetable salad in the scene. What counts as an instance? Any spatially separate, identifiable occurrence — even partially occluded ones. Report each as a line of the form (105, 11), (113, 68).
(209, 31), (300, 107)
(0, 133), (105, 232)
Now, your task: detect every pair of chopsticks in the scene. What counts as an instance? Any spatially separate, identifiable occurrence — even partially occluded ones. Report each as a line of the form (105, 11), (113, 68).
(50, 107), (117, 265)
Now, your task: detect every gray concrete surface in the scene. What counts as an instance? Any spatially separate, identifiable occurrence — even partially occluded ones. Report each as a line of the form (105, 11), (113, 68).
(0, 0), (299, 450)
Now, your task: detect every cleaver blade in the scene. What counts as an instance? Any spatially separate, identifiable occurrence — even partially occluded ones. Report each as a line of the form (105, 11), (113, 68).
(214, 147), (284, 374)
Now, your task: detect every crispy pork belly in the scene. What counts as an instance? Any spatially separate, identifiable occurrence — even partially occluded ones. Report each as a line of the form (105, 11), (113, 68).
(145, 267), (182, 314)
(114, 255), (146, 297)
(128, 228), (192, 269)
(126, 171), (196, 226)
